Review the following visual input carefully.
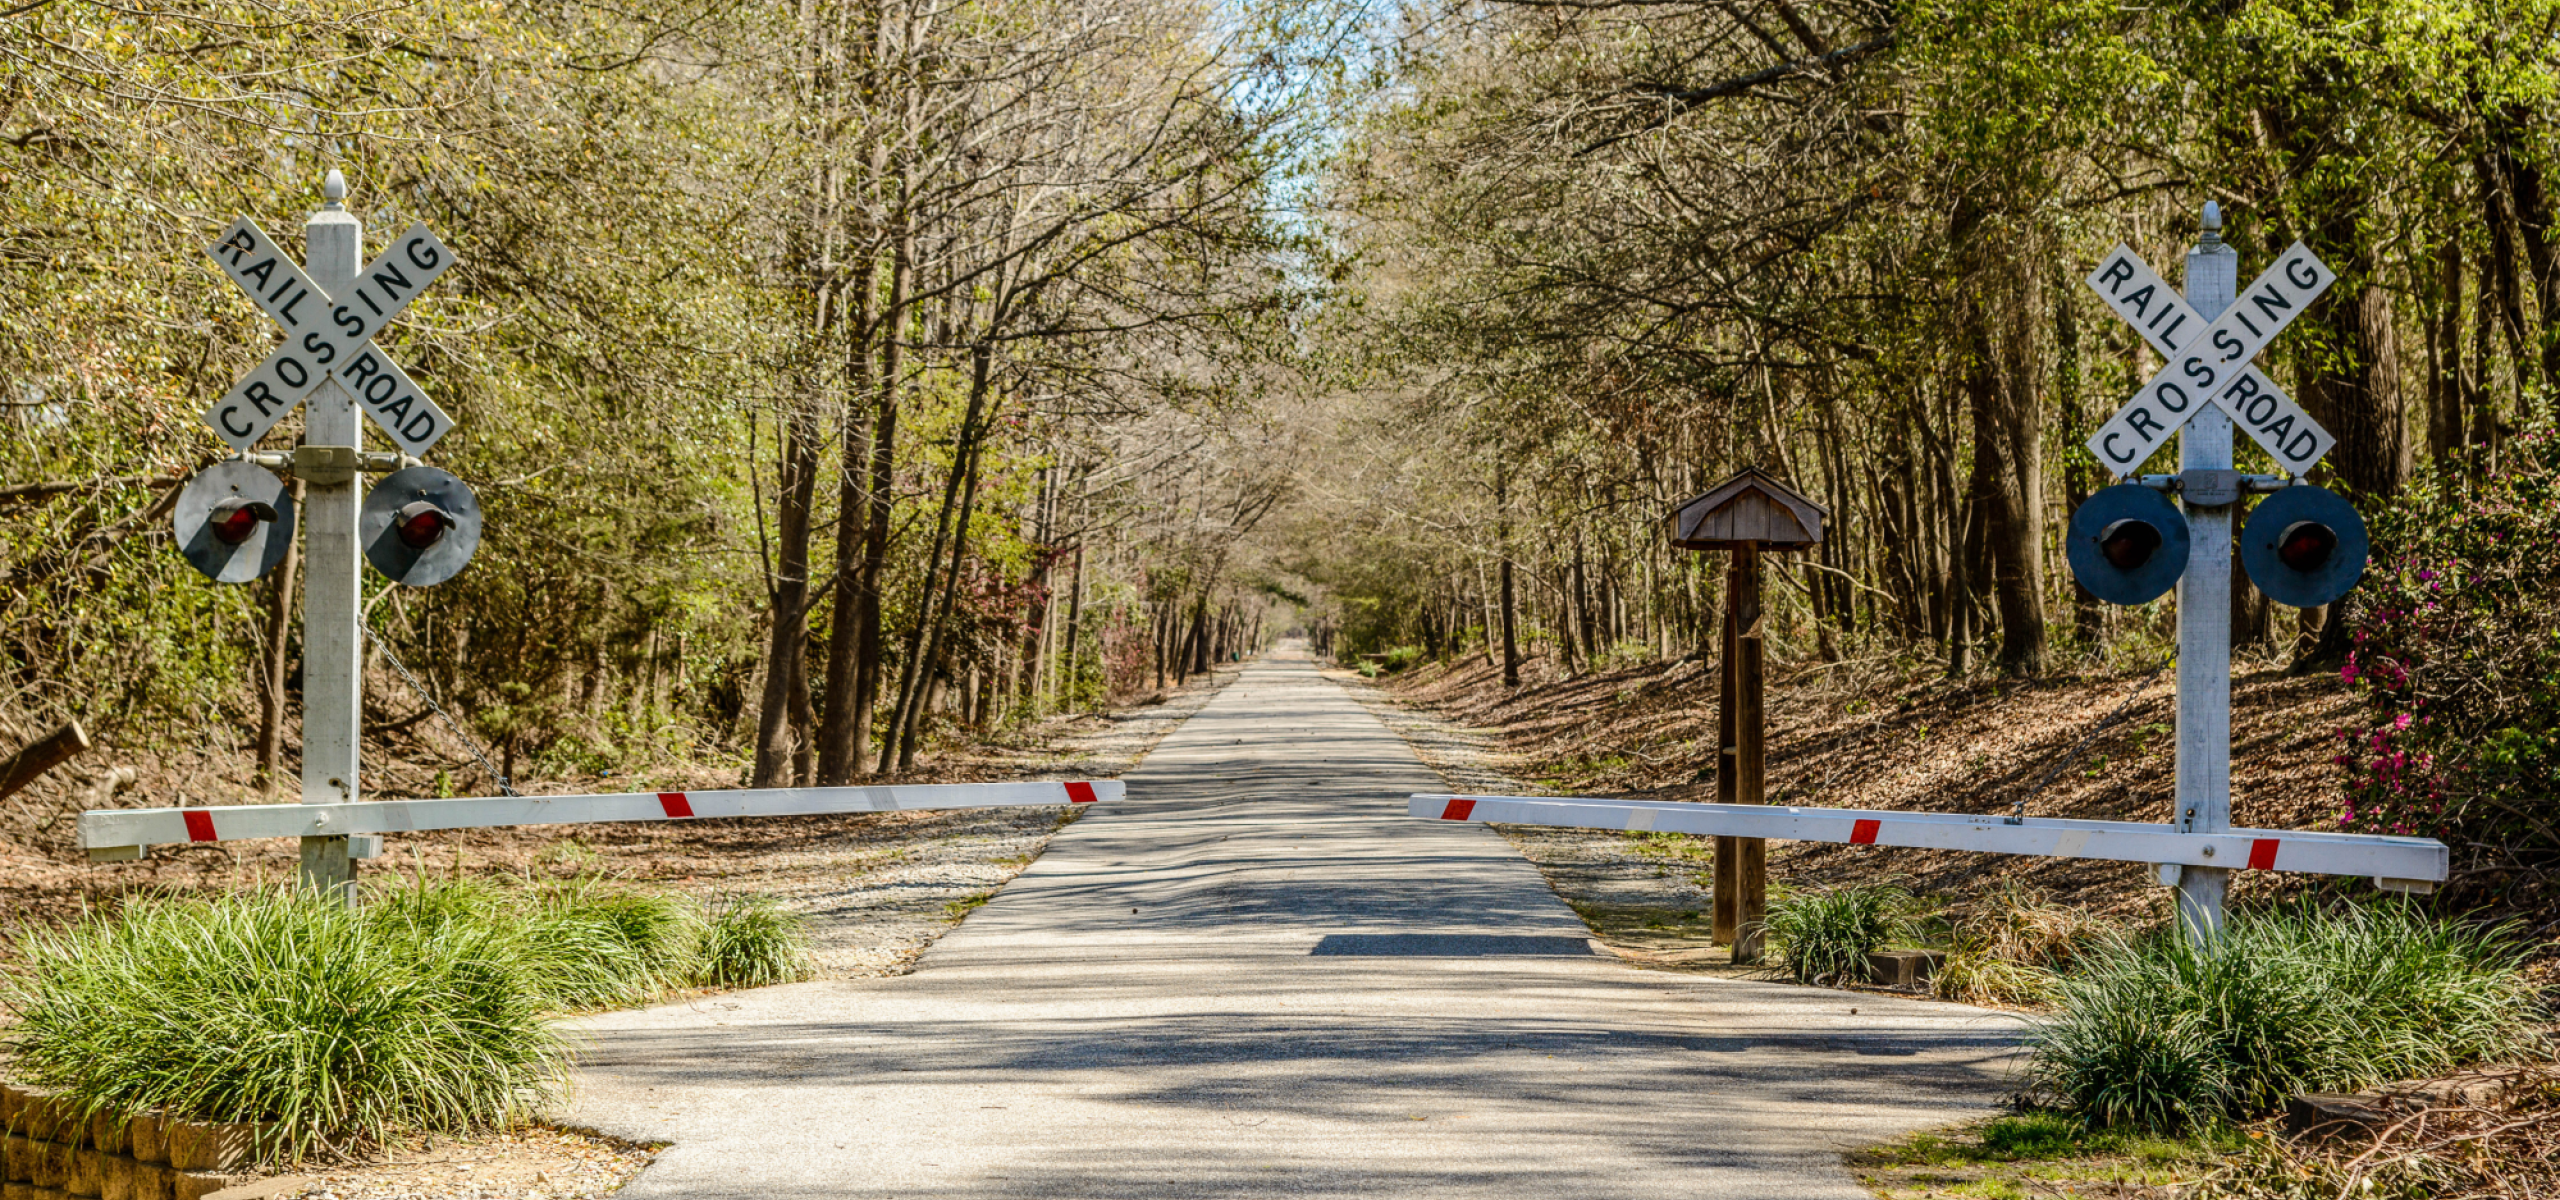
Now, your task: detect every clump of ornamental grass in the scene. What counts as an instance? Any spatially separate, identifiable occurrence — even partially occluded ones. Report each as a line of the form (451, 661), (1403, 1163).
(520, 877), (704, 1008)
(1762, 884), (1912, 986)
(2, 886), (565, 1162)
(696, 893), (814, 989)
(2029, 901), (2544, 1132)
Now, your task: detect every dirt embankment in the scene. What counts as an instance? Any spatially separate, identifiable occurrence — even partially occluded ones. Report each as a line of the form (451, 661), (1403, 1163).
(1366, 647), (2369, 925)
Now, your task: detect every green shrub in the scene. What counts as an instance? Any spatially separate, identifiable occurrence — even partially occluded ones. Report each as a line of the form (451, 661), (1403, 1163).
(1763, 885), (1910, 986)
(695, 893), (813, 989)
(2338, 425), (2560, 861)
(0, 874), (828, 1162)
(2029, 903), (2544, 1131)
(3, 887), (566, 1161)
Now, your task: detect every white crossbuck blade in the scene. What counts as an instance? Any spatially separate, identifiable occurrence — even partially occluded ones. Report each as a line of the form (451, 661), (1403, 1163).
(202, 216), (458, 455)
(79, 779), (1122, 858)
(1412, 794), (2446, 888)
(2083, 242), (2338, 478)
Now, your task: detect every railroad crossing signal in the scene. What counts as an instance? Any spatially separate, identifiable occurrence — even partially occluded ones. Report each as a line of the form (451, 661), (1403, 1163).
(201, 215), (457, 456)
(161, 173), (484, 896)
(2240, 485), (2368, 608)
(171, 460), (295, 583)
(2063, 483), (2188, 605)
(2083, 241), (2338, 477)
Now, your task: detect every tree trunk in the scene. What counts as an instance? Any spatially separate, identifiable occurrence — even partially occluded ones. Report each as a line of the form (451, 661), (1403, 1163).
(817, 240), (887, 785)
(1059, 542), (1086, 710)
(753, 402), (823, 786)
(1497, 459), (1521, 687)
(1955, 236), (2046, 676)
(881, 338), (999, 771)
(255, 477), (306, 793)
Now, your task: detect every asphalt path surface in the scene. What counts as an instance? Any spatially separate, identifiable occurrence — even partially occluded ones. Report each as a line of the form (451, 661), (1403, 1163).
(571, 643), (2025, 1197)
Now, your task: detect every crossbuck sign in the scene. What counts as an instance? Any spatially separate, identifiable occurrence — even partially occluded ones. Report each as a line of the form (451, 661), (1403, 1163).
(2083, 241), (2338, 477)
(203, 217), (457, 455)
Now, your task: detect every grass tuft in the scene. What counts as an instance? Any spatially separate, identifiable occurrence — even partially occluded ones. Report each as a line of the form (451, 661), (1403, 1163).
(1761, 884), (1910, 986)
(1937, 884), (2108, 1007)
(2029, 902), (2545, 1131)
(520, 879), (704, 1009)
(695, 893), (813, 989)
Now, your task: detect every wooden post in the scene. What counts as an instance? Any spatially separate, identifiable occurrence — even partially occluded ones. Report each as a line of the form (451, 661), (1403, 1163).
(1731, 543), (1767, 963)
(0, 721), (90, 804)
(1668, 467), (1824, 968)
(1712, 562), (1740, 944)
(1711, 546), (1768, 963)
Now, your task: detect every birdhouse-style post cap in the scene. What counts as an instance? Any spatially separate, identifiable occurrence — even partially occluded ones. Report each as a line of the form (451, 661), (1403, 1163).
(1667, 466), (1827, 551)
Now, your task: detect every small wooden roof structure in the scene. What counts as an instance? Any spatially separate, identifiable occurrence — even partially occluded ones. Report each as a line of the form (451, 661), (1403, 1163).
(1667, 466), (1827, 551)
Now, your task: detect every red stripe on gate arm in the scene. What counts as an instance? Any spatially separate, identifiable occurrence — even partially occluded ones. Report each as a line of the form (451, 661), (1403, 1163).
(1065, 781), (1098, 804)
(658, 791), (694, 819)
(1441, 798), (1476, 821)
(181, 810), (216, 843)
(2248, 838), (2281, 871)
(1850, 819), (1881, 845)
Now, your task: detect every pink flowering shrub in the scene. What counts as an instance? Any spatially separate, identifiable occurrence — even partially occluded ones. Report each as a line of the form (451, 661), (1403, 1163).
(2335, 428), (2560, 854)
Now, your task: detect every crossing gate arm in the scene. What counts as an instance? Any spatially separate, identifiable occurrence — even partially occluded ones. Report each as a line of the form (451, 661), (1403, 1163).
(1413, 793), (2447, 888)
(80, 779), (1124, 860)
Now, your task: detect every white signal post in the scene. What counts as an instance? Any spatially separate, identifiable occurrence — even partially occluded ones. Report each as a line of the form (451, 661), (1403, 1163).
(2172, 214), (2240, 937)
(299, 181), (365, 895)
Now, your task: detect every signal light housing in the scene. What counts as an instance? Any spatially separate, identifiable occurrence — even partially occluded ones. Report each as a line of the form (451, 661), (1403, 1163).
(207, 498), (279, 546)
(362, 467), (481, 587)
(173, 462), (294, 583)
(2242, 485), (2366, 608)
(392, 500), (452, 549)
(2066, 483), (2190, 605)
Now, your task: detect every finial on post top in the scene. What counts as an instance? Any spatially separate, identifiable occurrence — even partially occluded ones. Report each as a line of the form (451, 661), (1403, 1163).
(323, 170), (347, 209)
(2200, 201), (2222, 247)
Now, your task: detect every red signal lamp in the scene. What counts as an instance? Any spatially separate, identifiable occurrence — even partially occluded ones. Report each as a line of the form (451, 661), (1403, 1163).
(207, 498), (280, 546)
(2276, 521), (2337, 573)
(392, 501), (452, 549)
(2097, 519), (2161, 570)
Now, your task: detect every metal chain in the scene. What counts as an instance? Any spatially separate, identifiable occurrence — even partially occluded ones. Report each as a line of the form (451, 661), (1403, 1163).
(2005, 656), (2173, 824)
(367, 627), (516, 797)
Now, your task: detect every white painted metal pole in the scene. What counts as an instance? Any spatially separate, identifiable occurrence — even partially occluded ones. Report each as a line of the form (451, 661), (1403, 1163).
(299, 171), (363, 897)
(2176, 203), (2238, 938)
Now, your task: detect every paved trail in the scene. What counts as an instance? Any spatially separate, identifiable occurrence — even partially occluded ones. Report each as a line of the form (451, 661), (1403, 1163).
(572, 645), (2024, 1198)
